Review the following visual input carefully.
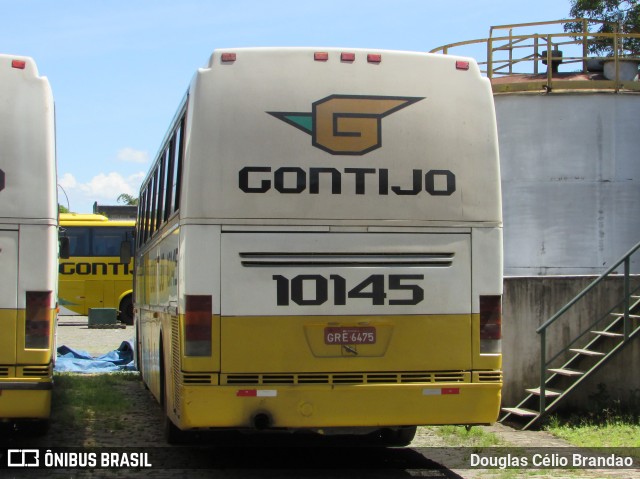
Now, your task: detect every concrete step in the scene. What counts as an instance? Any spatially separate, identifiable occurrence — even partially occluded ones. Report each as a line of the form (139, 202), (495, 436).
(548, 368), (584, 377)
(525, 387), (562, 397)
(501, 407), (538, 417)
(610, 313), (640, 319)
(591, 330), (623, 338)
(569, 348), (605, 357)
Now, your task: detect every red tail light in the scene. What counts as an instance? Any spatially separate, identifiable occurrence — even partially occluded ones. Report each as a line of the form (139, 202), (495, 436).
(341, 52), (355, 62)
(221, 53), (236, 62)
(11, 59), (26, 70)
(456, 60), (470, 71)
(480, 295), (502, 354)
(185, 295), (212, 356)
(25, 291), (52, 349)
(367, 54), (382, 64)
(314, 52), (329, 62)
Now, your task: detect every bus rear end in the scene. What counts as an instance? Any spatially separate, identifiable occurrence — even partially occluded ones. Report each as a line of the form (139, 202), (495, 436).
(176, 227), (501, 431)
(146, 48), (501, 442)
(0, 55), (57, 427)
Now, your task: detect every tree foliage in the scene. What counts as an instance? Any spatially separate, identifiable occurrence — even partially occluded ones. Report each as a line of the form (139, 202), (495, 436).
(565, 0), (640, 55)
(117, 193), (138, 206)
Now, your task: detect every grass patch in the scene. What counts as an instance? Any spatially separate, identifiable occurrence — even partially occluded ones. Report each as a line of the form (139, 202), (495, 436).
(53, 372), (139, 432)
(545, 415), (640, 453)
(432, 425), (504, 447)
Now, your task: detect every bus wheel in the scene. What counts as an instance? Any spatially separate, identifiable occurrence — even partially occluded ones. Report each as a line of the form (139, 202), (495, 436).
(164, 413), (189, 444)
(160, 336), (189, 444)
(119, 295), (134, 325)
(377, 426), (417, 447)
(18, 419), (50, 436)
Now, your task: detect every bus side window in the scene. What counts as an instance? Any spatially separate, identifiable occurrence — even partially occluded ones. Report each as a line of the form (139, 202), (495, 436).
(65, 227), (90, 257)
(59, 236), (70, 259)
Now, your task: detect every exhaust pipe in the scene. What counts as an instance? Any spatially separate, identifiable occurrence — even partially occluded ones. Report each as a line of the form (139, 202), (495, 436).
(252, 413), (272, 430)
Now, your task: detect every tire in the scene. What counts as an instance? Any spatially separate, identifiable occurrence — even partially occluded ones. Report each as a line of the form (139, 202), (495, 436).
(377, 426), (417, 447)
(24, 419), (50, 437)
(118, 295), (134, 325)
(159, 335), (189, 445)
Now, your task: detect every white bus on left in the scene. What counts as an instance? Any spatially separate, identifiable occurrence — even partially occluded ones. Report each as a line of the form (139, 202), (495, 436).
(0, 54), (58, 432)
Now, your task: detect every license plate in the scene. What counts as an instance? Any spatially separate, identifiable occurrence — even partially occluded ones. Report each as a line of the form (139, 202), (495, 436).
(324, 327), (376, 345)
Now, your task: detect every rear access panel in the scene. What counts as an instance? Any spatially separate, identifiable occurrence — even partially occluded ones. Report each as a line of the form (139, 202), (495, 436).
(221, 232), (470, 317)
(220, 232), (471, 373)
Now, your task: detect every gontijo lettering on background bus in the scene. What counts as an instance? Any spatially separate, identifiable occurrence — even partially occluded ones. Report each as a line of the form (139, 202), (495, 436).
(58, 214), (134, 324)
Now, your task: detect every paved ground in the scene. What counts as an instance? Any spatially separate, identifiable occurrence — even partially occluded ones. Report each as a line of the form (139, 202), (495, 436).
(40, 315), (639, 478)
(56, 315), (134, 357)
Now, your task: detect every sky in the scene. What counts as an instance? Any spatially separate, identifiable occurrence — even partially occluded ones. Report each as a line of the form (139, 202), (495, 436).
(3, 0), (573, 213)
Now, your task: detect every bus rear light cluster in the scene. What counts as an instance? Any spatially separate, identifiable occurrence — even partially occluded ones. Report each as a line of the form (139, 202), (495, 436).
(479, 295), (502, 353)
(184, 295), (212, 356)
(314, 52), (382, 63)
(25, 291), (52, 349)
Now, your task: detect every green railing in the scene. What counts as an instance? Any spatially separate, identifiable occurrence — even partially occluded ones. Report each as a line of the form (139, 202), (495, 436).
(430, 19), (640, 93)
(536, 240), (640, 414)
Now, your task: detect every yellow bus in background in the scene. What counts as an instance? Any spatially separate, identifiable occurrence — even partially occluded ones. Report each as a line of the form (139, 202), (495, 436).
(58, 213), (135, 324)
(0, 54), (58, 432)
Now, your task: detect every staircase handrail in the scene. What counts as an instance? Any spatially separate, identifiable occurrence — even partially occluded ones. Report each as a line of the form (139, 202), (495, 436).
(537, 240), (640, 334)
(536, 240), (640, 414)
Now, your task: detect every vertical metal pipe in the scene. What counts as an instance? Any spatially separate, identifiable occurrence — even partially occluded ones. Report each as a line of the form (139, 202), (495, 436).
(534, 35), (539, 75)
(540, 328), (546, 414)
(509, 29), (513, 75)
(487, 37), (493, 79)
(624, 257), (630, 340)
(546, 35), (553, 90)
(582, 18), (589, 72)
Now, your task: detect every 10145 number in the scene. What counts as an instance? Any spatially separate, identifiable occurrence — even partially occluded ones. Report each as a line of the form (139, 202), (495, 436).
(272, 274), (424, 306)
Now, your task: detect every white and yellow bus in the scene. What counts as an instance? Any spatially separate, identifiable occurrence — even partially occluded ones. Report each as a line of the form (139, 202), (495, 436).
(0, 55), (58, 431)
(136, 47), (503, 445)
(58, 213), (135, 324)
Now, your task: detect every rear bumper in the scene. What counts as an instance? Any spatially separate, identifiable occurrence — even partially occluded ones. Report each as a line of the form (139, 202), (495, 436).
(0, 384), (52, 419)
(174, 382), (502, 430)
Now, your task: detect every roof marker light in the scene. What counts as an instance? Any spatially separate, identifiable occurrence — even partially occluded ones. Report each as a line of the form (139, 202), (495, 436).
(221, 53), (236, 62)
(314, 52), (329, 61)
(367, 54), (382, 64)
(456, 60), (470, 71)
(341, 52), (355, 62)
(11, 59), (26, 70)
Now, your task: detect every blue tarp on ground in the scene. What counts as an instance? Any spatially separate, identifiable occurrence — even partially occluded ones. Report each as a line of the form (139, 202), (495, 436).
(55, 340), (137, 373)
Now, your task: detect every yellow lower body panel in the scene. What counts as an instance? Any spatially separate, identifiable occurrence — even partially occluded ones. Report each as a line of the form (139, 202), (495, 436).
(0, 388), (52, 420)
(176, 382), (501, 430)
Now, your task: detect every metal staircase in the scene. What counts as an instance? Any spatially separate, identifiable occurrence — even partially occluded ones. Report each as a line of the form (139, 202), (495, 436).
(500, 241), (640, 430)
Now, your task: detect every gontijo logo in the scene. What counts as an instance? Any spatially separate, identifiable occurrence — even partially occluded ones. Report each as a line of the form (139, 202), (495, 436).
(268, 95), (423, 155)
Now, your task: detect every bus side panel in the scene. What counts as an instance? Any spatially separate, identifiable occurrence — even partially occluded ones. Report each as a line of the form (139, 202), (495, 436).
(0, 230), (18, 365)
(58, 278), (87, 314)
